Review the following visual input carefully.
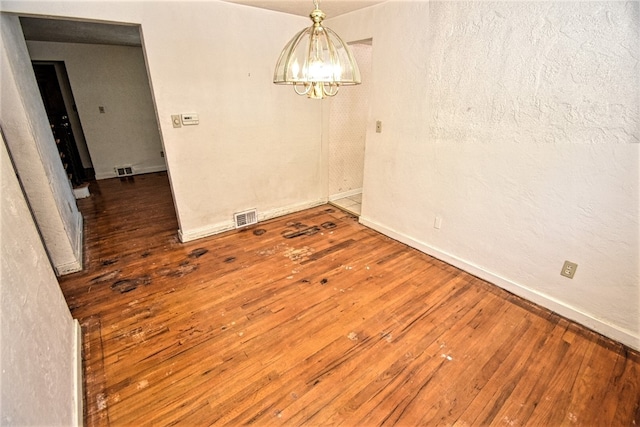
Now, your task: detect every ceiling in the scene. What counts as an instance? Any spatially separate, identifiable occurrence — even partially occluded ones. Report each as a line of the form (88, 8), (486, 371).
(19, 1), (383, 47)
(220, 0), (384, 17)
(20, 17), (142, 47)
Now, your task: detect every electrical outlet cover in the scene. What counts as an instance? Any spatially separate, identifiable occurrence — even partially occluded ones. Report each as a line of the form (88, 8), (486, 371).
(561, 261), (578, 279)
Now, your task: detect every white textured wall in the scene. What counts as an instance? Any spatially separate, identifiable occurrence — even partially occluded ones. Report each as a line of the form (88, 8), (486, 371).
(27, 41), (167, 179)
(328, 43), (371, 197)
(140, 2), (323, 240)
(2, 1), (322, 241)
(0, 14), (83, 275)
(329, 1), (639, 349)
(0, 134), (79, 425)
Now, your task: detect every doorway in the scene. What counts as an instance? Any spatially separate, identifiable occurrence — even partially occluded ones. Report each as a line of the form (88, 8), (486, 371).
(32, 61), (93, 186)
(328, 41), (372, 216)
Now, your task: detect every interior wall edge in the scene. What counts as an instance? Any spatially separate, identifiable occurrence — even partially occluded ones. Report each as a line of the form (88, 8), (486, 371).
(359, 215), (640, 352)
(55, 213), (83, 276)
(1, 13), (83, 273)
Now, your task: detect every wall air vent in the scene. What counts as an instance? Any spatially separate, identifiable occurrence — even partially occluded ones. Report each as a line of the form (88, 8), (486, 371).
(234, 209), (257, 229)
(115, 166), (134, 177)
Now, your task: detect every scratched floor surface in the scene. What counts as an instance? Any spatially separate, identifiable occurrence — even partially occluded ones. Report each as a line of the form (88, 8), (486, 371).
(58, 172), (640, 426)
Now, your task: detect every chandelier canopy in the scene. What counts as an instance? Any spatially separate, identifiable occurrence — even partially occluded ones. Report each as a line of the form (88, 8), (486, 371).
(273, 0), (361, 99)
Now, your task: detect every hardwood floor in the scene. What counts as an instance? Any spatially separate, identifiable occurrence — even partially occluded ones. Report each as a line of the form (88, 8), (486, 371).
(59, 172), (640, 426)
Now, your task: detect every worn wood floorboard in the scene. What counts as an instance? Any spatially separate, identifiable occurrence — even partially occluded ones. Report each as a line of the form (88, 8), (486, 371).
(58, 172), (640, 426)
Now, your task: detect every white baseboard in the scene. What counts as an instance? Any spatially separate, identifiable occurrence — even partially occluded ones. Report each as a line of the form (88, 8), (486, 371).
(56, 259), (82, 275)
(73, 319), (83, 427)
(258, 199), (326, 222)
(73, 185), (90, 199)
(178, 199), (326, 243)
(74, 214), (83, 269)
(359, 215), (640, 351)
(55, 214), (83, 275)
(94, 165), (167, 180)
(329, 188), (363, 201)
(179, 219), (236, 243)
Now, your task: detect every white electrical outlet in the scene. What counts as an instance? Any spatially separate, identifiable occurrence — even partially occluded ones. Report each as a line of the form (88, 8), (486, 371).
(561, 261), (578, 279)
(434, 215), (442, 229)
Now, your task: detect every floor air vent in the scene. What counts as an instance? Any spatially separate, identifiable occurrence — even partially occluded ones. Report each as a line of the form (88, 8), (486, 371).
(115, 166), (134, 177)
(234, 209), (257, 229)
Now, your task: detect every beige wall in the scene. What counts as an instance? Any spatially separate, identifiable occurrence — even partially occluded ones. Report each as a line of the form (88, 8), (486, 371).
(27, 41), (167, 179)
(0, 133), (81, 425)
(328, 43), (371, 198)
(329, 1), (639, 349)
(1, 1), (324, 243)
(139, 2), (325, 241)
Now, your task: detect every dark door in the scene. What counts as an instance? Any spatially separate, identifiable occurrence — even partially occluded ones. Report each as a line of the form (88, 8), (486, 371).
(32, 62), (86, 186)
